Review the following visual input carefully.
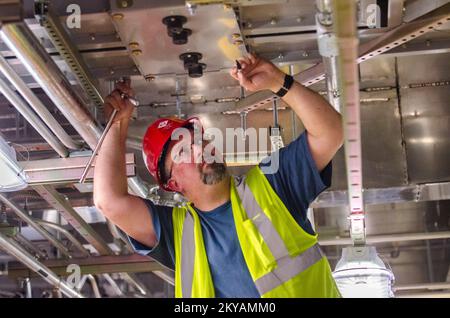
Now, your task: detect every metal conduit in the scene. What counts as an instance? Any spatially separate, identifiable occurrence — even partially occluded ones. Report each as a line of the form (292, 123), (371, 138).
(0, 55), (81, 150)
(14, 232), (47, 259)
(0, 23), (149, 198)
(0, 76), (68, 157)
(35, 219), (90, 258)
(86, 274), (101, 298)
(316, 0), (342, 113)
(0, 23), (101, 149)
(0, 193), (71, 258)
(0, 231), (83, 298)
(1, 21), (154, 291)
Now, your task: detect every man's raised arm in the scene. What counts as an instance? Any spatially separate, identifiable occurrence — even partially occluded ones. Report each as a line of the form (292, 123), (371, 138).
(231, 54), (343, 171)
(93, 79), (157, 248)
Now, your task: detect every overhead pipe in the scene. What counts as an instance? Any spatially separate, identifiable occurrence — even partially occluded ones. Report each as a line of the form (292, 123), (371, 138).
(86, 274), (101, 298)
(14, 232), (47, 259)
(1, 22), (155, 291)
(316, 0), (342, 112)
(23, 277), (32, 298)
(0, 23), (149, 198)
(0, 76), (68, 157)
(102, 273), (124, 296)
(35, 219), (90, 258)
(0, 23), (102, 149)
(106, 220), (151, 294)
(75, 274), (101, 298)
(0, 231), (83, 298)
(0, 193), (72, 258)
(0, 55), (81, 150)
(122, 273), (149, 295)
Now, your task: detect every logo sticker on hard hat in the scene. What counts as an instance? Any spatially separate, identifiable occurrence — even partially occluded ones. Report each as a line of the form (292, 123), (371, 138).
(158, 120), (169, 129)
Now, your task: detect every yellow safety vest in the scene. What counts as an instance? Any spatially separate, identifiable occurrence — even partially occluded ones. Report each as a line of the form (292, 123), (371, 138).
(172, 166), (341, 298)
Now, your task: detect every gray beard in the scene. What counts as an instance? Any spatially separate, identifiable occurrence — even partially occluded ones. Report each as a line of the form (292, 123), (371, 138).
(200, 162), (228, 185)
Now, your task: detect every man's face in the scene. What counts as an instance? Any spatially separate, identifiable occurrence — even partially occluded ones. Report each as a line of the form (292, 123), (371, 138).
(162, 128), (227, 193)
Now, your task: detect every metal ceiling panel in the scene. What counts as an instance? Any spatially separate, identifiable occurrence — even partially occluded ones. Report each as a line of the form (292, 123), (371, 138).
(110, 0), (247, 78)
(329, 88), (406, 190)
(398, 53), (450, 183)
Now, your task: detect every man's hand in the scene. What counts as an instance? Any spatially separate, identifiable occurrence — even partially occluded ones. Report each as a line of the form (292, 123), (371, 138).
(103, 78), (135, 123)
(230, 54), (286, 93)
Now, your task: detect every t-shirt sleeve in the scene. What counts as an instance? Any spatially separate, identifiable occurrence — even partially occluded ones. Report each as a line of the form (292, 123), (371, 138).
(260, 130), (332, 234)
(126, 199), (175, 270)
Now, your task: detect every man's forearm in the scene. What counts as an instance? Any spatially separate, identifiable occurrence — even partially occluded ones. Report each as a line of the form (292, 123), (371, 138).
(93, 119), (130, 205)
(282, 81), (342, 140)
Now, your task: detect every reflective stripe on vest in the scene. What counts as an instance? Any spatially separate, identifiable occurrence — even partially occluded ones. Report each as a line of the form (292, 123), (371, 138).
(255, 244), (324, 295)
(174, 204), (215, 298)
(181, 212), (195, 298)
(234, 175), (324, 295)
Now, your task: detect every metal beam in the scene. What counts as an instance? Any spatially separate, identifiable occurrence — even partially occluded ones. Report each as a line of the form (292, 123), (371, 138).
(230, 3), (450, 114)
(36, 4), (104, 109)
(311, 182), (450, 208)
(403, 0), (450, 22)
(388, 0), (405, 28)
(32, 184), (114, 256)
(396, 291), (450, 298)
(0, 22), (102, 148)
(0, 231), (83, 298)
(0, 0), (22, 25)
(384, 38), (450, 57)
(0, 192), (72, 258)
(6, 254), (167, 279)
(21, 152), (136, 184)
(35, 219), (90, 258)
(0, 75), (69, 157)
(0, 54), (80, 150)
(32, 184), (155, 292)
(318, 231), (450, 246)
(394, 282), (450, 292)
(333, 0), (365, 245)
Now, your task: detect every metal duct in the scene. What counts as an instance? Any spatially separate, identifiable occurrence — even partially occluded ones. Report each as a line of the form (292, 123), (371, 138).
(0, 55), (81, 150)
(0, 231), (84, 298)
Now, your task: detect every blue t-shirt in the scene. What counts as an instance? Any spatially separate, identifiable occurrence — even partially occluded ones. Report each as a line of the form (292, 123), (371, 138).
(128, 131), (332, 297)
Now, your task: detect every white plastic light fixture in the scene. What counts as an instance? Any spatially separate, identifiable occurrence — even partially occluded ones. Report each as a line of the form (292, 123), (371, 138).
(0, 135), (27, 192)
(333, 245), (395, 298)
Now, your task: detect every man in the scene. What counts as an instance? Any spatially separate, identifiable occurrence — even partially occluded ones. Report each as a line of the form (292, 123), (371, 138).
(94, 54), (343, 298)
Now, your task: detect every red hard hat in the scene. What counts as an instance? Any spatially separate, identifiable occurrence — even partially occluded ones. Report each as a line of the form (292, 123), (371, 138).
(142, 117), (200, 191)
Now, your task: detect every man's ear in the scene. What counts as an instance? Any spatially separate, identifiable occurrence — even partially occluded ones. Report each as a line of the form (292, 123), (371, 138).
(167, 179), (182, 193)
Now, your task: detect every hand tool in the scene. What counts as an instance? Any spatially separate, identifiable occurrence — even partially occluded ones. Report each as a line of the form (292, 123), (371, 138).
(78, 93), (138, 183)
